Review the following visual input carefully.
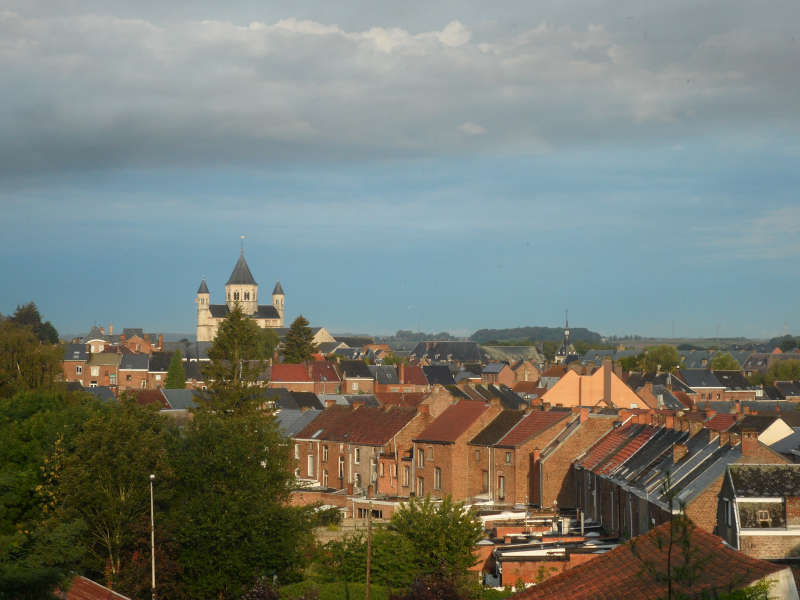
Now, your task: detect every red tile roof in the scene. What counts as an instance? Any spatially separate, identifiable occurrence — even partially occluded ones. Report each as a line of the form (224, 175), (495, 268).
(496, 410), (571, 448)
(596, 426), (658, 475)
(512, 380), (542, 394)
(131, 389), (169, 409)
(512, 521), (785, 600)
(706, 413), (737, 432)
(293, 405), (417, 445)
(400, 364), (428, 386)
(673, 390), (694, 409)
(375, 392), (426, 408)
(540, 365), (567, 378)
(311, 361), (340, 383)
(271, 363), (312, 382)
(61, 576), (131, 600)
(414, 400), (490, 443)
(575, 421), (635, 471)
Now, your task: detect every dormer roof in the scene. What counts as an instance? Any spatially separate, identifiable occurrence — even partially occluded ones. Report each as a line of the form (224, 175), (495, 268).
(226, 253), (257, 286)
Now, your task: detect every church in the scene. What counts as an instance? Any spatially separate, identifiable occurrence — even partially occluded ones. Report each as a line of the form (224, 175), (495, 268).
(195, 251), (285, 342)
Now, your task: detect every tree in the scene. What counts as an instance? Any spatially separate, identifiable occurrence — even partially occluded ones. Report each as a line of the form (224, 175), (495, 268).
(9, 302), (59, 344)
(0, 320), (62, 397)
(282, 315), (317, 364)
(165, 350), (186, 389)
(55, 400), (174, 589)
(642, 345), (681, 373)
(389, 496), (483, 580)
(168, 407), (315, 598)
(710, 352), (740, 371)
(769, 359), (800, 382)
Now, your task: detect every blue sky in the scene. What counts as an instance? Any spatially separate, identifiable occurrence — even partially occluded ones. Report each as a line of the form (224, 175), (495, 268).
(1, 1), (798, 339)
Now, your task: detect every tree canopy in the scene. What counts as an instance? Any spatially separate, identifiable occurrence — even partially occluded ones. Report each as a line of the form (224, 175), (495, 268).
(165, 350), (186, 389)
(9, 303), (59, 344)
(710, 352), (740, 370)
(0, 319), (62, 397)
(282, 315), (317, 364)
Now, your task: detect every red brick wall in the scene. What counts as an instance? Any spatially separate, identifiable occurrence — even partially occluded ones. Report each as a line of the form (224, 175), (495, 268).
(499, 553), (598, 586)
(342, 378), (374, 394)
(62, 360), (85, 383)
(118, 370), (149, 390)
(739, 535), (800, 560)
(86, 365), (119, 387)
(268, 381), (316, 393)
(289, 489), (399, 519)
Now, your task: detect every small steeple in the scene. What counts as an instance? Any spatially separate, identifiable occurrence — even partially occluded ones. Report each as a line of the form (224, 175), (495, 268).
(272, 280), (284, 295)
(197, 278), (209, 294)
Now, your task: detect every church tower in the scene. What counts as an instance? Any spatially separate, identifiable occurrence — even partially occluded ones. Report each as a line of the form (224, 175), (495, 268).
(195, 278), (213, 342)
(272, 281), (285, 326)
(225, 251), (258, 315)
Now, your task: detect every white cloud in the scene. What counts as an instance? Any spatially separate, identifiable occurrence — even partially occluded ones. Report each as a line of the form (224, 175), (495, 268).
(0, 8), (797, 176)
(458, 122), (486, 135)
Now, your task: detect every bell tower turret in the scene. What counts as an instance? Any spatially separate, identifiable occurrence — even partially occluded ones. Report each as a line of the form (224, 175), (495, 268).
(196, 278), (213, 342)
(272, 281), (285, 326)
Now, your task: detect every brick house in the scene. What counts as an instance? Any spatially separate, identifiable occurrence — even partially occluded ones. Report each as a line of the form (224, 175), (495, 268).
(541, 361), (643, 409)
(85, 352), (121, 388)
(338, 359), (374, 394)
(269, 363), (315, 393)
(118, 353), (149, 390)
(412, 399), (501, 501)
(292, 404), (430, 497)
(718, 464), (800, 560)
(482, 363), (515, 388)
(467, 410), (527, 502)
(62, 343), (89, 384)
(147, 351), (172, 389)
(311, 360), (341, 395)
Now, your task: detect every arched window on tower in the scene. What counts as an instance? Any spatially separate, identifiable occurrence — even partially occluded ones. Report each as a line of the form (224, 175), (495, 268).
(244, 291), (250, 300)
(233, 291), (240, 301)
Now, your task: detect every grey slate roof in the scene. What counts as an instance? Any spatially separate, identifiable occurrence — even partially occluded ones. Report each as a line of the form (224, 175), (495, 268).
(291, 392), (323, 410)
(64, 343), (88, 361)
(267, 387), (297, 409)
(339, 360), (373, 379)
(712, 370), (754, 390)
(122, 328), (144, 338)
(423, 365), (456, 386)
(652, 386), (687, 411)
(226, 252), (257, 285)
(729, 464), (800, 497)
(84, 386), (115, 402)
(161, 340), (213, 361)
(209, 304), (280, 319)
(83, 325), (106, 342)
(775, 380), (800, 398)
(731, 414), (781, 434)
(334, 347), (363, 359)
(768, 431), (800, 455)
(148, 351), (172, 372)
(487, 384), (527, 410)
(161, 389), (198, 410)
(324, 394), (380, 408)
(469, 410), (526, 446)
(276, 409), (322, 437)
(482, 362), (508, 375)
(410, 341), (486, 363)
(679, 369), (723, 389)
(197, 279), (209, 294)
(369, 365), (398, 385)
(120, 353), (149, 370)
(272, 281), (284, 295)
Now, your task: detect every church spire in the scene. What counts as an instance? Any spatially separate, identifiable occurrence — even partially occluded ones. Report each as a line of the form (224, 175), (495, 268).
(197, 277), (209, 294)
(226, 252), (257, 285)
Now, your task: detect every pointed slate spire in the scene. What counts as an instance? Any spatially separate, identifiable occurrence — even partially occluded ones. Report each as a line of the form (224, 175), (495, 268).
(197, 278), (209, 294)
(272, 280), (284, 295)
(226, 251), (257, 285)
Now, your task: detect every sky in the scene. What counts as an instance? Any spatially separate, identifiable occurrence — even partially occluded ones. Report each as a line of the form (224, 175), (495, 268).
(1, 1), (799, 339)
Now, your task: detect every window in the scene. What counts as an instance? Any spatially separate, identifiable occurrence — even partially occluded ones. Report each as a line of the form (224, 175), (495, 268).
(294, 445), (300, 460)
(475, 449), (480, 461)
(126, 374), (132, 382)
(323, 470), (329, 487)
(354, 447), (361, 464)
(91, 366), (99, 377)
(757, 510), (770, 526)
(338, 456), (345, 479)
(380, 462), (385, 477)
(505, 452), (512, 464)
(140, 380), (147, 389)
(307, 455), (314, 478)
(233, 291), (240, 300)
(323, 445), (329, 462)
(403, 466), (410, 487)
(76, 365), (83, 375)
(109, 373), (116, 385)
(392, 464), (397, 477)
(417, 448), (425, 468)
(497, 475), (505, 500)
(90, 381), (97, 388)
(482, 470), (489, 493)
(244, 291), (250, 300)
(417, 477), (424, 496)
(354, 473), (361, 489)
(434, 467), (442, 490)
(155, 374), (162, 381)
(370, 459), (377, 482)
(352, 382), (359, 391)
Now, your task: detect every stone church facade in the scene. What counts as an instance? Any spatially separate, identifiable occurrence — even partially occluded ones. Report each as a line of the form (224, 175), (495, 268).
(195, 251), (285, 342)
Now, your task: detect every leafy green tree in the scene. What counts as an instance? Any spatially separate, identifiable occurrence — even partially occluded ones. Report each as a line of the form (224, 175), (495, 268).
(165, 350), (186, 389)
(9, 302), (59, 344)
(389, 496), (483, 579)
(541, 341), (559, 362)
(642, 345), (681, 373)
(769, 359), (800, 382)
(779, 338), (799, 352)
(55, 400), (174, 589)
(169, 407), (315, 598)
(0, 320), (62, 397)
(282, 315), (317, 364)
(710, 352), (740, 371)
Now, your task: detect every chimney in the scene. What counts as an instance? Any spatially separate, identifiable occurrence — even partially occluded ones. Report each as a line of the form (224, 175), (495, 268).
(613, 361), (623, 378)
(719, 431), (730, 447)
(120, 334), (126, 343)
(325, 398), (336, 408)
(399, 363), (405, 384)
(741, 429), (758, 456)
(158, 334), (163, 349)
(735, 400), (742, 414)
(367, 484), (374, 499)
(603, 359), (612, 405)
(673, 443), (689, 463)
(579, 407), (589, 423)
(689, 420), (703, 437)
(144, 333), (150, 343)
(418, 404), (430, 416)
(108, 323), (113, 335)
(100, 326), (105, 335)
(665, 414), (675, 430)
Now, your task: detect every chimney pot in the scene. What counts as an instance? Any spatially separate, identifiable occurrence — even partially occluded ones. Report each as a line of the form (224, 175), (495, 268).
(741, 429), (758, 456)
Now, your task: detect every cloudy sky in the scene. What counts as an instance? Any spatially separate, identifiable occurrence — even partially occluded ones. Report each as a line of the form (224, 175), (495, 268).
(1, 0), (798, 338)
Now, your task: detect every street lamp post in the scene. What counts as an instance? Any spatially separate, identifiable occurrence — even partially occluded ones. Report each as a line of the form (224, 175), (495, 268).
(149, 473), (156, 600)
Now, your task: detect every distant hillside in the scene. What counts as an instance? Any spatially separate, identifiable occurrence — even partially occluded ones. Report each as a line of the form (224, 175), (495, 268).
(470, 326), (603, 344)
